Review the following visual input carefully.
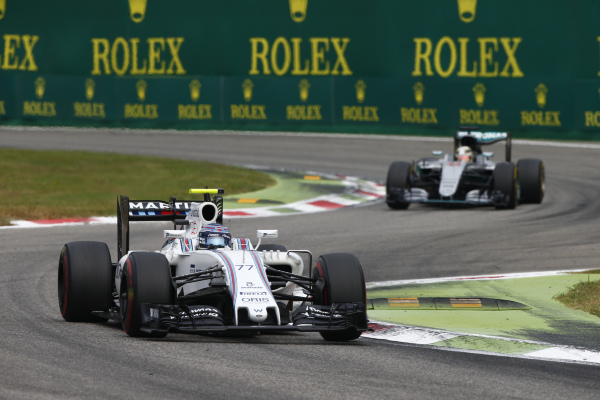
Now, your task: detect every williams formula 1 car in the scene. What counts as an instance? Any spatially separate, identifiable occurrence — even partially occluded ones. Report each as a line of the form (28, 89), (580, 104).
(386, 128), (545, 210)
(58, 189), (368, 341)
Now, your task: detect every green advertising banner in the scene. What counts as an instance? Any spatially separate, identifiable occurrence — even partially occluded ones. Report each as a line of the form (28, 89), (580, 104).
(0, 0), (600, 139)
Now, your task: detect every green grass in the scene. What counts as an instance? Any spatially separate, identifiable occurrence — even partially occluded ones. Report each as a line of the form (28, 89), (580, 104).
(554, 272), (600, 318)
(0, 148), (275, 225)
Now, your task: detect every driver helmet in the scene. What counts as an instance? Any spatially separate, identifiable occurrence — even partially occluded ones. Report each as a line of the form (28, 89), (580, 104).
(456, 146), (474, 162)
(198, 223), (231, 249)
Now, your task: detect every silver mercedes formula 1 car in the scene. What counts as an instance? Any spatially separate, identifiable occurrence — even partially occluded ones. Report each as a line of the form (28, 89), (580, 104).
(386, 128), (545, 210)
(58, 189), (368, 341)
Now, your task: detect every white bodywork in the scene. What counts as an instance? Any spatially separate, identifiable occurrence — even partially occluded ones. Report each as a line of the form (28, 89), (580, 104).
(114, 201), (303, 326)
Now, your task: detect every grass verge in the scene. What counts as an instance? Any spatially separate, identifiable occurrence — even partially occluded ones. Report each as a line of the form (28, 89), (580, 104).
(554, 271), (600, 318)
(0, 148), (275, 225)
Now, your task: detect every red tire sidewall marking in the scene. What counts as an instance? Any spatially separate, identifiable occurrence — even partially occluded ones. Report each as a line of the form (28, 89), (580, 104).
(315, 261), (328, 305)
(125, 258), (134, 333)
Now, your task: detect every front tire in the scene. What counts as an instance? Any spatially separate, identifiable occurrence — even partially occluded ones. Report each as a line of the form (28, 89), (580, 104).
(312, 253), (367, 341)
(58, 241), (113, 322)
(386, 161), (412, 210)
(120, 252), (173, 337)
(517, 159), (544, 204)
(493, 162), (518, 210)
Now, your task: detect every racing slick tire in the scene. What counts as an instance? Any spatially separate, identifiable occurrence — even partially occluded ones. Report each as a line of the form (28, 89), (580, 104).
(386, 161), (412, 210)
(58, 241), (113, 322)
(119, 252), (173, 337)
(312, 253), (367, 341)
(493, 162), (518, 210)
(517, 159), (545, 204)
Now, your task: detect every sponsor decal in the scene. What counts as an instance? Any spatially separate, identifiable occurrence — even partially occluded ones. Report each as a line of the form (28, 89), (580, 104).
(520, 84), (561, 127)
(91, 37), (186, 76)
(457, 0), (477, 23)
(241, 298), (270, 303)
(289, 0), (308, 23)
(23, 76), (56, 117)
(128, 0), (148, 23)
(400, 82), (438, 125)
(239, 291), (269, 296)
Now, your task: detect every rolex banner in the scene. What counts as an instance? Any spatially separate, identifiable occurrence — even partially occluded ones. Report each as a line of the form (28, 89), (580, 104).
(0, 0), (599, 139)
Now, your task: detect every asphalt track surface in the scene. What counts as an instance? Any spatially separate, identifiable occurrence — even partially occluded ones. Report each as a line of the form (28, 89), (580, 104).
(1, 127), (600, 399)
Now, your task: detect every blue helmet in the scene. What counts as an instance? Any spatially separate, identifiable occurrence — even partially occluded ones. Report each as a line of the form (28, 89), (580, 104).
(198, 223), (231, 249)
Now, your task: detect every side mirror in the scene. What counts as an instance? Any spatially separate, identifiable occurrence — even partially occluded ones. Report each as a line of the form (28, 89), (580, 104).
(432, 150), (443, 156)
(483, 151), (494, 159)
(257, 230), (278, 238)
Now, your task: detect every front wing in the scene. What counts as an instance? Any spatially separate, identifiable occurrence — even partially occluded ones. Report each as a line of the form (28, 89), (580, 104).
(387, 187), (510, 207)
(138, 303), (368, 335)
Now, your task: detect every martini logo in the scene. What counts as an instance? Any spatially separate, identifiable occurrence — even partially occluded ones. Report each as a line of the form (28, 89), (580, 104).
(85, 78), (95, 101)
(535, 83), (548, 108)
(355, 80), (366, 103)
(413, 82), (424, 105)
(189, 79), (201, 101)
(457, 0), (477, 23)
(0, 0), (6, 20)
(129, 0), (147, 23)
(299, 79), (310, 102)
(35, 76), (45, 99)
(242, 79), (254, 102)
(473, 82), (485, 107)
(289, 0), (308, 23)
(136, 79), (147, 101)
(521, 83), (560, 127)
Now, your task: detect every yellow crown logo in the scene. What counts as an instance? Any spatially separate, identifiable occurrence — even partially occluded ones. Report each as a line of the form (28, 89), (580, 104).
(85, 78), (95, 101)
(413, 82), (424, 105)
(35, 76), (45, 99)
(0, 0), (6, 20)
(289, 0), (308, 23)
(136, 80), (147, 102)
(128, 0), (147, 23)
(355, 80), (366, 103)
(242, 79), (254, 102)
(473, 82), (486, 107)
(457, 0), (477, 23)
(189, 79), (201, 102)
(535, 83), (548, 108)
(298, 79), (310, 102)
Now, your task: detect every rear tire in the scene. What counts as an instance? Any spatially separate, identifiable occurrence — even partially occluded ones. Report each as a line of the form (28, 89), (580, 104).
(120, 252), (173, 337)
(386, 161), (412, 210)
(312, 253), (366, 341)
(517, 159), (545, 204)
(58, 241), (113, 322)
(493, 162), (518, 210)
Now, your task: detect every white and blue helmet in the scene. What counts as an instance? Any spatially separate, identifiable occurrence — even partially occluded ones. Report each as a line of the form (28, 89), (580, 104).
(198, 223), (231, 249)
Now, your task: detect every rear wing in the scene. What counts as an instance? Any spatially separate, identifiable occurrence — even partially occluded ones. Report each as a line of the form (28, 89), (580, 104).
(117, 189), (224, 259)
(454, 126), (512, 162)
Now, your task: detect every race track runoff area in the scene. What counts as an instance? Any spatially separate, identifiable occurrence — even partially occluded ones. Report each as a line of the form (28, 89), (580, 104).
(364, 271), (600, 365)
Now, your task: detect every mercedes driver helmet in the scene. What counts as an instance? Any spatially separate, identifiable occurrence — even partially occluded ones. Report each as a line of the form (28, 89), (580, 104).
(456, 146), (474, 162)
(198, 223), (231, 249)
